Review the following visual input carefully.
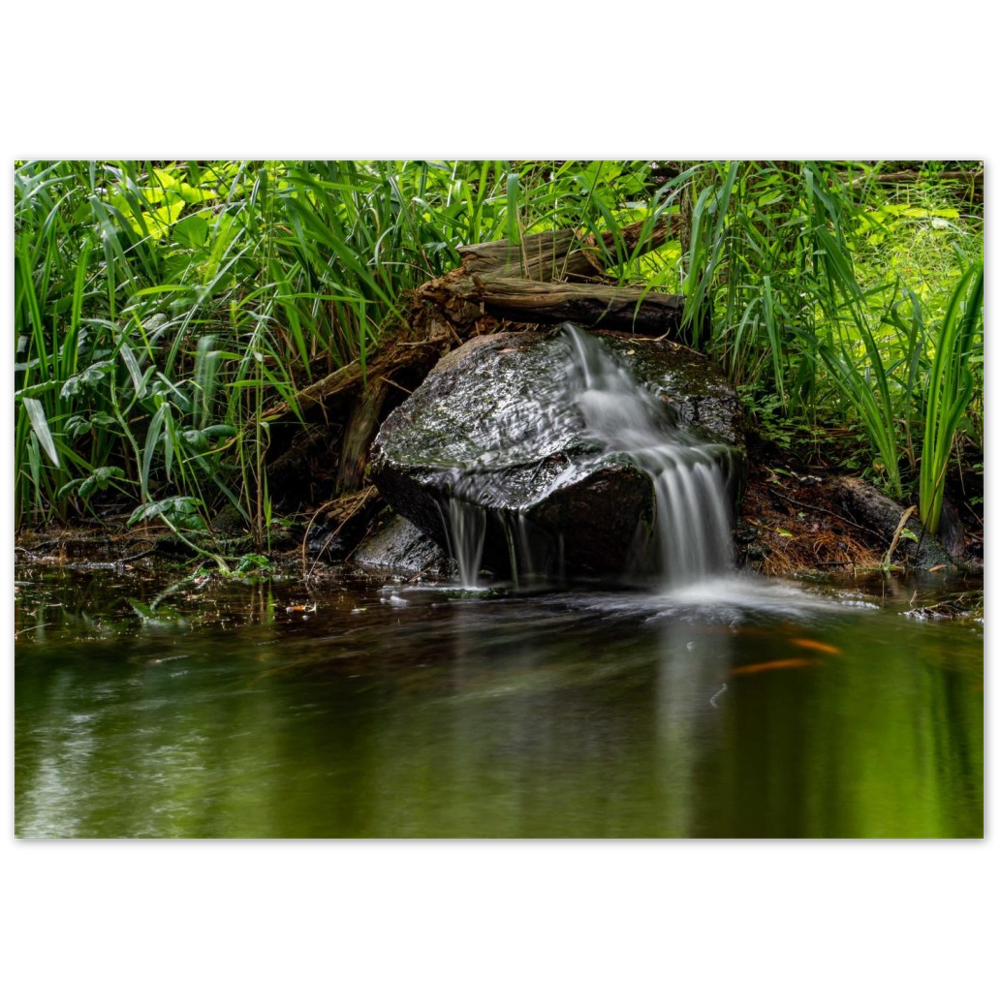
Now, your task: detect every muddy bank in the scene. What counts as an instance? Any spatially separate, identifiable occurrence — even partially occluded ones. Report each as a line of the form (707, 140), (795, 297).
(734, 434), (983, 578)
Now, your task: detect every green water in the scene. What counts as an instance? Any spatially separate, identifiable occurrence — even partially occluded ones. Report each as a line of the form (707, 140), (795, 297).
(14, 568), (983, 838)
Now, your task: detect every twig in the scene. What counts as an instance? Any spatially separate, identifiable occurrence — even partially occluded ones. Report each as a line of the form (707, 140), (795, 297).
(301, 486), (377, 581)
(379, 375), (413, 395)
(767, 487), (886, 541)
(124, 546), (157, 562)
(882, 504), (917, 568)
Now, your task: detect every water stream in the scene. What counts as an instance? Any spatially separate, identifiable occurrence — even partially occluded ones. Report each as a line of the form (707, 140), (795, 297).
(14, 568), (983, 838)
(563, 323), (734, 583)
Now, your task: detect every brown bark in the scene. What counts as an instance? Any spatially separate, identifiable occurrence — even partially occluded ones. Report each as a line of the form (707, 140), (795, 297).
(452, 276), (689, 335)
(845, 169), (983, 188)
(458, 217), (680, 282)
(335, 379), (389, 494)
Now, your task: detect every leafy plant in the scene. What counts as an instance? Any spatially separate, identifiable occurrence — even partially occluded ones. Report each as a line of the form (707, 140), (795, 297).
(918, 258), (984, 534)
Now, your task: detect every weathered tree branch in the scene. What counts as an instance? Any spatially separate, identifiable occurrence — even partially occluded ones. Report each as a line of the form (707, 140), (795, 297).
(451, 276), (690, 335)
(845, 169), (983, 189)
(458, 216), (680, 282)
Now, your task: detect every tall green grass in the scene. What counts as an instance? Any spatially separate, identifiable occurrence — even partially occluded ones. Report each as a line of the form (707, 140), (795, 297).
(13, 160), (662, 539)
(14, 160), (983, 546)
(649, 160), (983, 516)
(918, 258), (984, 534)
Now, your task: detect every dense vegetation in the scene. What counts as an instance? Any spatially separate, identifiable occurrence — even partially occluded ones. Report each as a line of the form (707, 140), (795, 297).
(14, 160), (983, 554)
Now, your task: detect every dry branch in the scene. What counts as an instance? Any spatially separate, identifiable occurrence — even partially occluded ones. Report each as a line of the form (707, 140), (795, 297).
(458, 216), (680, 282)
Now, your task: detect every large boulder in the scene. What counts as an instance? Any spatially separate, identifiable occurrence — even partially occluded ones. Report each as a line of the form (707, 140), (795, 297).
(370, 325), (745, 580)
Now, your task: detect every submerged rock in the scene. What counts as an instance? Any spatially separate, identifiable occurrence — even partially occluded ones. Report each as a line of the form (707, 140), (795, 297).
(370, 325), (746, 580)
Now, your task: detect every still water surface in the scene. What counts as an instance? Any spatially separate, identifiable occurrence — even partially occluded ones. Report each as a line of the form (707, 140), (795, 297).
(15, 568), (983, 838)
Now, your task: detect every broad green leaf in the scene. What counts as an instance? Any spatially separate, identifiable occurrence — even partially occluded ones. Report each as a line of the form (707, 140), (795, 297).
(173, 214), (210, 248)
(15, 379), (61, 400)
(128, 495), (205, 530)
(22, 397), (60, 467)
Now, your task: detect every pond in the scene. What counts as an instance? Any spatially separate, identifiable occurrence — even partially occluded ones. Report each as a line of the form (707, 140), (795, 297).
(14, 566), (983, 838)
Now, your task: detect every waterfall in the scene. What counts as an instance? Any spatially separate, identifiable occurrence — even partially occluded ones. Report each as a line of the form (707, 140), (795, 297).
(437, 324), (734, 589)
(563, 324), (734, 586)
(439, 496), (487, 589)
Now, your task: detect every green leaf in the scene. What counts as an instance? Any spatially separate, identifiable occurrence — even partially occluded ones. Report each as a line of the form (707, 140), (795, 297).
(141, 401), (170, 498)
(61, 360), (114, 398)
(15, 379), (61, 400)
(173, 214), (210, 248)
(22, 397), (60, 467)
(60, 466), (125, 500)
(127, 599), (156, 622)
(119, 342), (146, 397)
(128, 495), (205, 530)
(202, 424), (236, 438)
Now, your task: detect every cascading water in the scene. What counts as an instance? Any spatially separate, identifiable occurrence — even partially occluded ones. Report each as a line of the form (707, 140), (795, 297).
(436, 324), (735, 589)
(561, 324), (734, 586)
(440, 495), (487, 589)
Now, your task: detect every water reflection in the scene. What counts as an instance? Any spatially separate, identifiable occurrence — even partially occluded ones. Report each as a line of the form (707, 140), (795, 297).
(15, 570), (983, 838)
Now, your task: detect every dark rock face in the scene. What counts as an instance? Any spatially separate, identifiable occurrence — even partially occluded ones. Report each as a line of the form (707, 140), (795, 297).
(352, 515), (453, 578)
(370, 326), (746, 579)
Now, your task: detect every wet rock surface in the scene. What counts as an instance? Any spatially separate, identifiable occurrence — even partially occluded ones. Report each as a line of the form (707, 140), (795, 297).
(370, 326), (745, 578)
(352, 515), (453, 578)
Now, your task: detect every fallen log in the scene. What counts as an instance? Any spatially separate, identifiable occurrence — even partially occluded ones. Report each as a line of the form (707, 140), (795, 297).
(459, 228), (604, 282)
(458, 216), (680, 282)
(845, 169), (983, 189)
(451, 276), (691, 336)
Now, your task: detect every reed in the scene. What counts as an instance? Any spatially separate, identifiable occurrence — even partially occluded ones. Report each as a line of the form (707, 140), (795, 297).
(14, 160), (983, 550)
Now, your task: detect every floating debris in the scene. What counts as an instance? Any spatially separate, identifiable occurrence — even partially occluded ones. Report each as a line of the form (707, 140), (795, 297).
(903, 592), (983, 622)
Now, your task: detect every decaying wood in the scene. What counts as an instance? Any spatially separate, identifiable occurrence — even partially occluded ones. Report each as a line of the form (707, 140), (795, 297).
(458, 217), (679, 283)
(827, 477), (953, 569)
(590, 214), (681, 260)
(845, 169), (983, 189)
(262, 326), (450, 423)
(451, 276), (690, 335)
(460, 229), (604, 282)
(335, 379), (389, 494)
